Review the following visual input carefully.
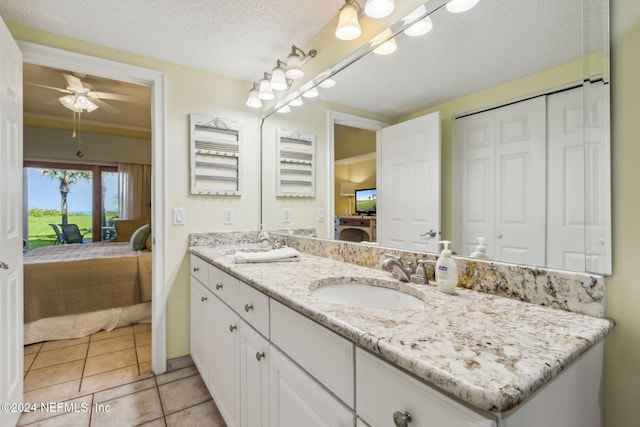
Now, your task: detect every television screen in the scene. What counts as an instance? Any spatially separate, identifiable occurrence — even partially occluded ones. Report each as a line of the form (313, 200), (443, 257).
(355, 188), (376, 215)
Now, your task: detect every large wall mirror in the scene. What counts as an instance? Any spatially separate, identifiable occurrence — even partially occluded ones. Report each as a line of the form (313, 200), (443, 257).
(260, 0), (611, 275)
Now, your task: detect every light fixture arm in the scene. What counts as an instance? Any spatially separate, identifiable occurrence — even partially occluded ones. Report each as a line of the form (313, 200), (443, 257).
(340, 0), (361, 13)
(290, 45), (317, 65)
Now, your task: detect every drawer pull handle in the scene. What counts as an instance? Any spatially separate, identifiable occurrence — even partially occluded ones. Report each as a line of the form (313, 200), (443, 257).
(393, 411), (412, 427)
(229, 324), (237, 332)
(244, 304), (254, 312)
(193, 266), (200, 272)
(255, 351), (265, 361)
(216, 283), (223, 290)
(201, 296), (207, 302)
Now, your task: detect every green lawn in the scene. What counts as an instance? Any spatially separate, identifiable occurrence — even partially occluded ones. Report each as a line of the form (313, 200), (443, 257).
(27, 210), (118, 250)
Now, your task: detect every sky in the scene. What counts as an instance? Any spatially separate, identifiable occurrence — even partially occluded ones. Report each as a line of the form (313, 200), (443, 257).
(27, 168), (119, 213)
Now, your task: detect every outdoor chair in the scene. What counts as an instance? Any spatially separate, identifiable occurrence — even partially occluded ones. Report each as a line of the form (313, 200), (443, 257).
(49, 223), (66, 245)
(60, 224), (86, 244)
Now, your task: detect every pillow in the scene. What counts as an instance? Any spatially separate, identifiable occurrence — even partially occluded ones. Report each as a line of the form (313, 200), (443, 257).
(130, 224), (151, 250)
(145, 233), (153, 251)
(112, 219), (150, 242)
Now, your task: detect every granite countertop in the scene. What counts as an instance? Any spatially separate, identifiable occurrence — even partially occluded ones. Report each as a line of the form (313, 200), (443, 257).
(190, 244), (614, 413)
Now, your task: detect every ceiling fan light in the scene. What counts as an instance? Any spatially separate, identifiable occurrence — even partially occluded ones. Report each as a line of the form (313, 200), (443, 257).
(270, 65), (288, 91)
(446, 0), (480, 13)
(336, 2), (361, 41)
(285, 53), (304, 79)
(59, 95), (82, 112)
(364, 0), (394, 19)
(258, 77), (274, 100)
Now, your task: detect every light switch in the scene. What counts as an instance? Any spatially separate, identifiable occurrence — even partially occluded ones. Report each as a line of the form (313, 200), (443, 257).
(224, 208), (234, 225)
(173, 208), (185, 225)
(283, 208), (292, 223)
(317, 207), (325, 222)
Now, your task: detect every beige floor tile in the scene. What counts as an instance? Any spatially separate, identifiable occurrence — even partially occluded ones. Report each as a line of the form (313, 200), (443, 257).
(165, 400), (226, 427)
(90, 387), (163, 427)
(155, 365), (199, 386)
(31, 344), (88, 370)
(137, 418), (167, 427)
(23, 380), (82, 405)
(24, 352), (37, 373)
(87, 334), (135, 357)
(158, 374), (211, 415)
(90, 326), (133, 342)
(18, 394), (92, 426)
(80, 365), (140, 394)
(137, 344), (151, 363)
(24, 360), (85, 392)
(93, 377), (157, 404)
(139, 361), (153, 376)
(84, 348), (137, 377)
(19, 408), (91, 427)
(133, 323), (151, 333)
(24, 342), (43, 355)
(40, 336), (89, 352)
(135, 330), (152, 346)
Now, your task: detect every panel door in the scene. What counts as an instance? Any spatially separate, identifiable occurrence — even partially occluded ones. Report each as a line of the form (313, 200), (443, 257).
(190, 278), (210, 383)
(240, 321), (270, 427)
(455, 96), (546, 264)
(494, 96), (546, 265)
(210, 293), (241, 427)
(269, 346), (354, 427)
(0, 16), (23, 427)
(378, 111), (441, 251)
(547, 86), (586, 271)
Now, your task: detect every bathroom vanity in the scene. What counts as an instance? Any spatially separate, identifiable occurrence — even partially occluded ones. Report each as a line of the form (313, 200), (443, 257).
(189, 238), (612, 427)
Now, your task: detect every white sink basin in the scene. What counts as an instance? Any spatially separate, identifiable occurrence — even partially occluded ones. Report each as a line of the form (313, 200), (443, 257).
(310, 278), (424, 310)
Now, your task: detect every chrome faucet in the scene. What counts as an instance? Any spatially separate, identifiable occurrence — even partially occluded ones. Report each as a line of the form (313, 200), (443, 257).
(381, 254), (412, 282)
(258, 231), (281, 249)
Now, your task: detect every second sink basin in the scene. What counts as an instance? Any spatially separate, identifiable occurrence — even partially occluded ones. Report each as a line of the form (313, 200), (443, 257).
(310, 278), (424, 310)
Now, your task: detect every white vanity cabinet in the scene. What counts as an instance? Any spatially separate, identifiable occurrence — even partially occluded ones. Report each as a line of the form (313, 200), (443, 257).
(357, 348), (495, 427)
(239, 320), (269, 427)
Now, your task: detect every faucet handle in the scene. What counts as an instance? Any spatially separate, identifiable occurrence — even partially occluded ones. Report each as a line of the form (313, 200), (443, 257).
(384, 253), (401, 261)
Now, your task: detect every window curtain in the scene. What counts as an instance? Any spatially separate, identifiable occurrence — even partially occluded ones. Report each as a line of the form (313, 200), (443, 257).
(118, 163), (151, 221)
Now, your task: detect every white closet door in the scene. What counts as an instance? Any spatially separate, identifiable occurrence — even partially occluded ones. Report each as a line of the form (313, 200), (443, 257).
(455, 96), (546, 264)
(377, 112), (440, 252)
(584, 81), (612, 274)
(547, 86), (586, 271)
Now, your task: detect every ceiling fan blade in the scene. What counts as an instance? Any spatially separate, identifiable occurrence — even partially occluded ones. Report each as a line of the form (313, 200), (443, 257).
(63, 73), (84, 91)
(92, 98), (120, 114)
(25, 82), (72, 94)
(89, 91), (136, 102)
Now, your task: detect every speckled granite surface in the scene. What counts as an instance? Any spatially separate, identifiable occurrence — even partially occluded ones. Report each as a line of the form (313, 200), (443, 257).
(189, 239), (614, 413)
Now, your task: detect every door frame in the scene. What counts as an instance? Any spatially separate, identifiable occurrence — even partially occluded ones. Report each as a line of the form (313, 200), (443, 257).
(18, 41), (167, 373)
(326, 110), (387, 238)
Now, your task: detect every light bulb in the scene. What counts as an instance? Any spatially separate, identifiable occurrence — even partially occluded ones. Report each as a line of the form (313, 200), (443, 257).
(285, 52), (304, 79)
(364, 0), (394, 19)
(270, 65), (288, 91)
(258, 77), (274, 100)
(446, 0), (480, 13)
(246, 87), (262, 108)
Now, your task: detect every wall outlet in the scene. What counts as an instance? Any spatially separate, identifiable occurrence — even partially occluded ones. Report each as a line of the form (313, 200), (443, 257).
(317, 207), (325, 222)
(173, 208), (185, 226)
(224, 208), (234, 225)
(283, 208), (292, 223)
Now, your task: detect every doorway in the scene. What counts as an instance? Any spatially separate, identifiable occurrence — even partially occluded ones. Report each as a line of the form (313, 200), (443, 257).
(19, 41), (166, 374)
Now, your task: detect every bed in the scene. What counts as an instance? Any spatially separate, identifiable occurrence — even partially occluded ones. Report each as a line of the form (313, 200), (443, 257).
(23, 241), (152, 344)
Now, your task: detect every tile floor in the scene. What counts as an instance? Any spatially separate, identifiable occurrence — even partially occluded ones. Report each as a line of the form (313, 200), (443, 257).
(19, 325), (226, 426)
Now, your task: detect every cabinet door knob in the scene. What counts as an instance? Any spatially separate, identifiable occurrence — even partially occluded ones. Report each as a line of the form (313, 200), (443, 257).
(393, 411), (412, 427)
(255, 351), (265, 361)
(193, 266), (199, 272)
(201, 296), (207, 302)
(216, 283), (223, 290)
(244, 303), (254, 312)
(229, 324), (237, 332)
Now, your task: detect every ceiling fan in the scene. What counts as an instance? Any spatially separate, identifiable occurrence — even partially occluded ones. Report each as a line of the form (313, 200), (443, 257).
(27, 72), (135, 114)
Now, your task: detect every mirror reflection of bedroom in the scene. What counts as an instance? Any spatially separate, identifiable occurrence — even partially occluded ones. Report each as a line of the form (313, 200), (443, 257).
(21, 63), (153, 399)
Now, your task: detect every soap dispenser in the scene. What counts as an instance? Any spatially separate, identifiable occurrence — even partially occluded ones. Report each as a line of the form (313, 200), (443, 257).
(470, 237), (490, 260)
(435, 241), (458, 294)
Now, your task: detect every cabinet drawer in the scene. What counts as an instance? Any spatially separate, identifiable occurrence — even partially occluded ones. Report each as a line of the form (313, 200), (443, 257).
(270, 300), (354, 408)
(238, 281), (270, 338)
(209, 264), (240, 309)
(340, 217), (371, 226)
(356, 348), (495, 427)
(190, 254), (209, 285)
